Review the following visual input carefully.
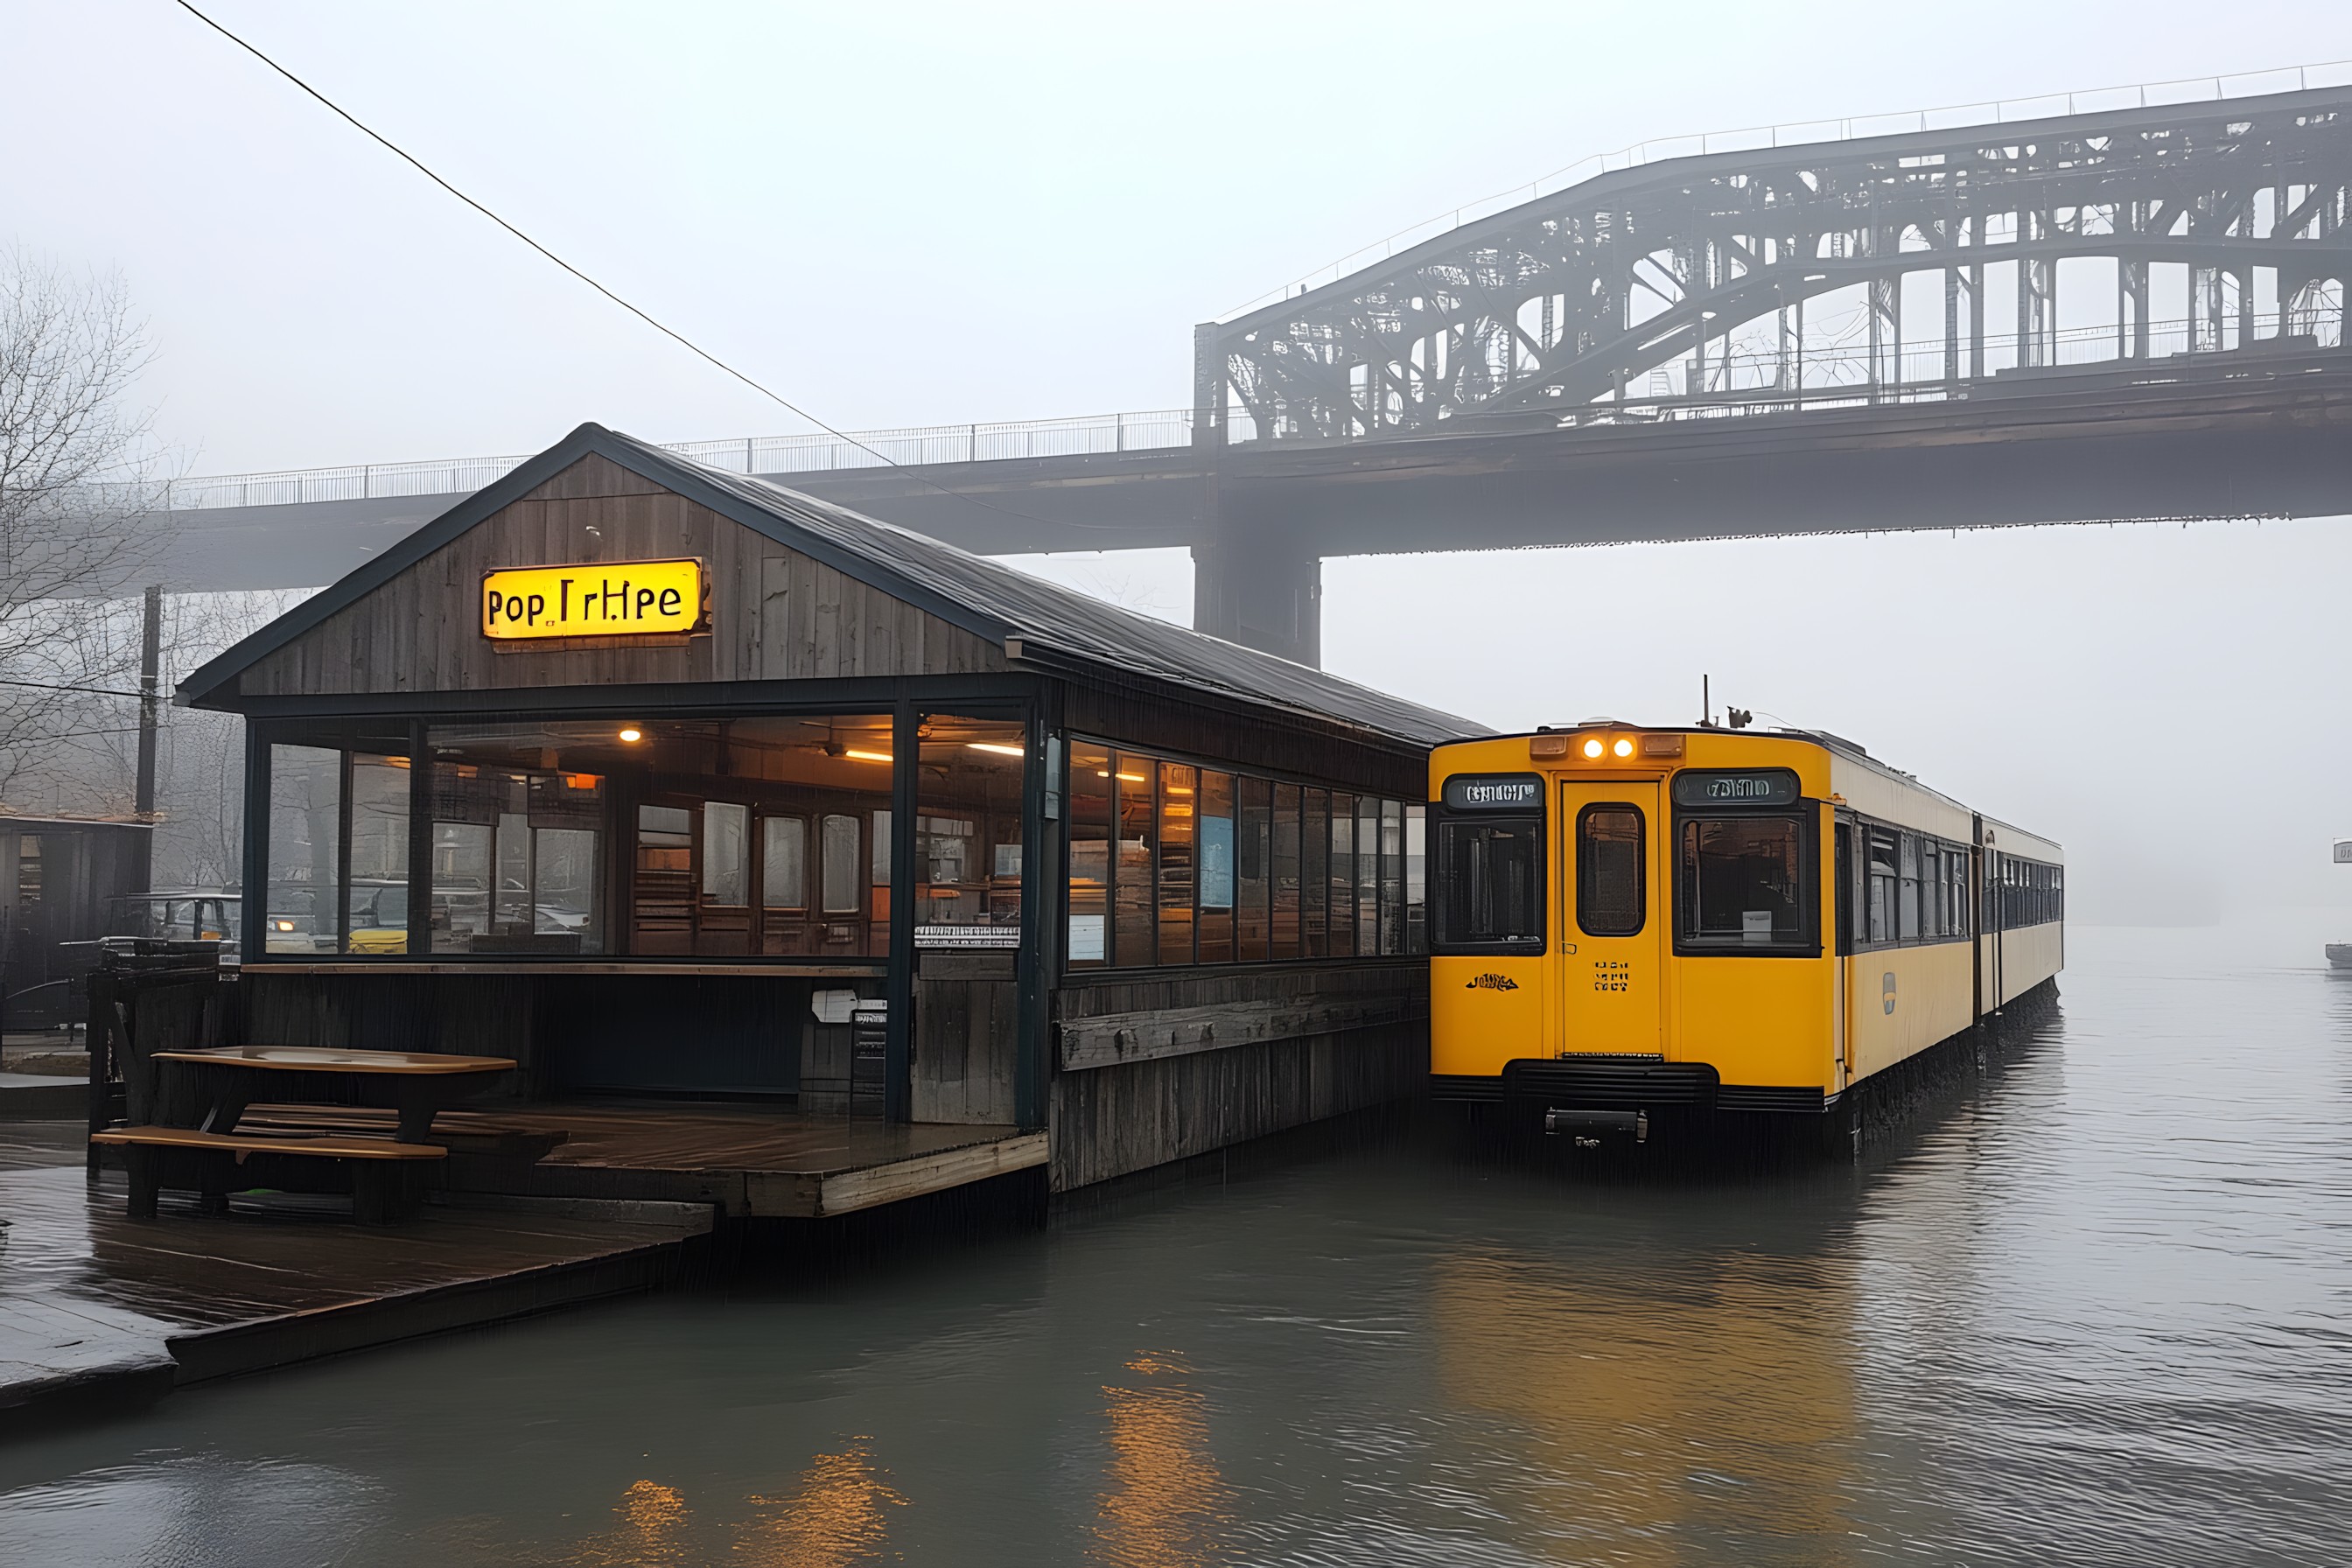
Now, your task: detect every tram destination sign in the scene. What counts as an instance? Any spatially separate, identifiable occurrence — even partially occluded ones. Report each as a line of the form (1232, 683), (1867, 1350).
(481, 558), (705, 642)
(1671, 768), (1802, 808)
(1443, 774), (1543, 812)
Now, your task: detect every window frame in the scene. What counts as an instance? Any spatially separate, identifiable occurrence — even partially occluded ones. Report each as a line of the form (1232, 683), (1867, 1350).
(1427, 806), (1548, 957)
(1670, 803), (1821, 959)
(1572, 801), (1647, 939)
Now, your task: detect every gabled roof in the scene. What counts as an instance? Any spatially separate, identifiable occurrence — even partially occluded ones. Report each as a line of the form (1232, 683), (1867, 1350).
(180, 423), (1488, 748)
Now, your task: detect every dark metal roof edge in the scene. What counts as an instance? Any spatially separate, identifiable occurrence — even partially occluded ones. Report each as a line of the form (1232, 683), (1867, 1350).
(1214, 81), (2352, 336)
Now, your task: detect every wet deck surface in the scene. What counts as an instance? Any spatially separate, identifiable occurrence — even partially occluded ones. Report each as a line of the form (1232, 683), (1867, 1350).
(439, 1104), (1046, 1217)
(0, 1122), (710, 1426)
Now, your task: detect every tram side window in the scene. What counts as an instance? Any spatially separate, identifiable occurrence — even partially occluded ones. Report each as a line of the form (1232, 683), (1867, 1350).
(1678, 816), (1811, 954)
(1432, 817), (1543, 951)
(1866, 830), (1897, 944)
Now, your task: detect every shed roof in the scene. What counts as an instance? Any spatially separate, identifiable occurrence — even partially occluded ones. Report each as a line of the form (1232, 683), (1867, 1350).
(180, 424), (1485, 749)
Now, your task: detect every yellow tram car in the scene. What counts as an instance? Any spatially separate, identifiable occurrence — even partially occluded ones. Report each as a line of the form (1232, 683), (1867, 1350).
(1428, 723), (2062, 1134)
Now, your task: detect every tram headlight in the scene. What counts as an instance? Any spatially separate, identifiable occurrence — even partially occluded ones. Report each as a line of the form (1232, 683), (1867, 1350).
(1581, 738), (1605, 759)
(1612, 738), (1634, 757)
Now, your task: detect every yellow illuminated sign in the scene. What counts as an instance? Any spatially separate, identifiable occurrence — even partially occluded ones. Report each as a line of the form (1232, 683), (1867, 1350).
(481, 559), (704, 640)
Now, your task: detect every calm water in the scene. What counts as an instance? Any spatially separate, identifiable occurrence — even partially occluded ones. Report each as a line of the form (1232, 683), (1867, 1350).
(4, 920), (2349, 1567)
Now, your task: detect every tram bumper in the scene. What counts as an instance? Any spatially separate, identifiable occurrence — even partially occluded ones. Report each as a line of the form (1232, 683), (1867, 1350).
(1431, 1060), (1830, 1123)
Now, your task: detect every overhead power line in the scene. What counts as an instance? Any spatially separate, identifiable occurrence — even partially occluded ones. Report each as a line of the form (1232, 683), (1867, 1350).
(170, 1), (1127, 536)
(0, 677), (148, 699)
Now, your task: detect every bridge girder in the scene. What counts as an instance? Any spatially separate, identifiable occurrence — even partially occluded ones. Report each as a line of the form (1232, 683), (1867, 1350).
(1202, 87), (2352, 441)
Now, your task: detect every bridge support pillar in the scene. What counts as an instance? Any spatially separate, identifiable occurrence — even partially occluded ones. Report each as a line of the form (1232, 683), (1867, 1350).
(1192, 507), (1321, 668)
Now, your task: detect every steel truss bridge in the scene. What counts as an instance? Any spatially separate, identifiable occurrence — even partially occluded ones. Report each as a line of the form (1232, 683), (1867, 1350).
(166, 78), (2352, 667)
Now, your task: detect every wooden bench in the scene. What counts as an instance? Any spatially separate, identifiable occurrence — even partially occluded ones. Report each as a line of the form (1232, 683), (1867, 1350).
(91, 1125), (448, 1224)
(231, 1103), (570, 1161)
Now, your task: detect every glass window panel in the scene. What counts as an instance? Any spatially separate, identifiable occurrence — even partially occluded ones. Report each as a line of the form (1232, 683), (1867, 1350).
(1405, 803), (1427, 956)
(1379, 800), (1404, 955)
(1301, 789), (1328, 958)
(534, 827), (599, 947)
(1679, 816), (1809, 950)
(822, 814), (862, 913)
(1355, 797), (1381, 956)
(414, 716), (883, 960)
(918, 718), (1025, 943)
(1196, 771), (1235, 964)
(1158, 761), (1196, 965)
(344, 753), (410, 955)
(1236, 775), (1271, 962)
(1068, 745), (1112, 969)
(1272, 783), (1302, 961)
(1577, 805), (1645, 936)
(1866, 830), (1896, 945)
(1432, 818), (1542, 948)
(1327, 794), (1355, 959)
(494, 810), (535, 929)
(1114, 752), (1156, 965)
(703, 802), (748, 906)
(1898, 833), (1921, 942)
(267, 745), (341, 956)
(762, 817), (807, 909)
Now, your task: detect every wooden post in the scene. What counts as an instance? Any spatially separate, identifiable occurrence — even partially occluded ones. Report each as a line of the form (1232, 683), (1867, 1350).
(86, 965), (112, 1181)
(885, 698), (918, 1124)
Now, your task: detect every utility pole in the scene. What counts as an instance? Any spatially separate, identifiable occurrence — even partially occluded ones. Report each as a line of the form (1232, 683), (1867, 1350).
(135, 584), (161, 820)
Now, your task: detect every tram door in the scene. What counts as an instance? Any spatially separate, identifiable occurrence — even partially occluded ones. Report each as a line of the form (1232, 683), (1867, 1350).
(1557, 781), (1662, 1057)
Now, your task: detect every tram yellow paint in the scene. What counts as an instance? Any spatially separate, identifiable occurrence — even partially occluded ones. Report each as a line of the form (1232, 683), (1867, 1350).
(1428, 726), (2062, 1125)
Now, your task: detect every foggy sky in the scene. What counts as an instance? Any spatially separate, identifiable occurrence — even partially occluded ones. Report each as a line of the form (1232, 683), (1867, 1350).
(10, 0), (2352, 927)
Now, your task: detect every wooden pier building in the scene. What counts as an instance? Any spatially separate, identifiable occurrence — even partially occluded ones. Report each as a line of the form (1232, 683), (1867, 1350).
(176, 424), (1478, 1211)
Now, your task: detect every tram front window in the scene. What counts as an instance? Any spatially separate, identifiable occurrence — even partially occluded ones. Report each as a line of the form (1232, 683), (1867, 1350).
(1677, 816), (1810, 953)
(1432, 818), (1542, 951)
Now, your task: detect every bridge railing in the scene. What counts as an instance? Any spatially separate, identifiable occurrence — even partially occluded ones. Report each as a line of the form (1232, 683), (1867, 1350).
(169, 408), (1211, 512)
(1214, 59), (2352, 320)
(1591, 311), (2328, 410)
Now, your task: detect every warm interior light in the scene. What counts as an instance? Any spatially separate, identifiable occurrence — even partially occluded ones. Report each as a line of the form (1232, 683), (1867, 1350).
(563, 772), (601, 789)
(844, 748), (893, 763)
(617, 727), (643, 744)
(1580, 738), (1605, 759)
(966, 742), (1025, 757)
(1116, 772), (1146, 783)
(1612, 738), (1634, 757)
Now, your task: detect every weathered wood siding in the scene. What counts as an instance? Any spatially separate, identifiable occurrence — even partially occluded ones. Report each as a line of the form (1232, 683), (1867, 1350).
(1046, 960), (1428, 1191)
(235, 453), (1006, 698)
(913, 952), (1018, 1125)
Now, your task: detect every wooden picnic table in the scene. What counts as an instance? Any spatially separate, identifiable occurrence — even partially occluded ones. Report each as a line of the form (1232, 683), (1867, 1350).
(151, 1046), (516, 1144)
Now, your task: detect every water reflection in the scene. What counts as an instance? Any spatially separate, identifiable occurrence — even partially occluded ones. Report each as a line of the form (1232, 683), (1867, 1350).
(1093, 1353), (1231, 1568)
(437, 1443), (906, 1566)
(739, 1442), (908, 1567)
(1432, 1246), (1858, 1565)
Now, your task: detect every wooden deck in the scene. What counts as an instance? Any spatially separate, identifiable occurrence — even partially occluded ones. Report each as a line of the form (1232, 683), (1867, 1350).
(434, 1104), (1048, 1219)
(0, 1121), (710, 1432)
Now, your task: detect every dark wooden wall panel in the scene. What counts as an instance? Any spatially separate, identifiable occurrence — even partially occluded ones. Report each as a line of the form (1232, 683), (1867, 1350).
(238, 457), (1005, 699)
(1046, 1017), (1425, 1192)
